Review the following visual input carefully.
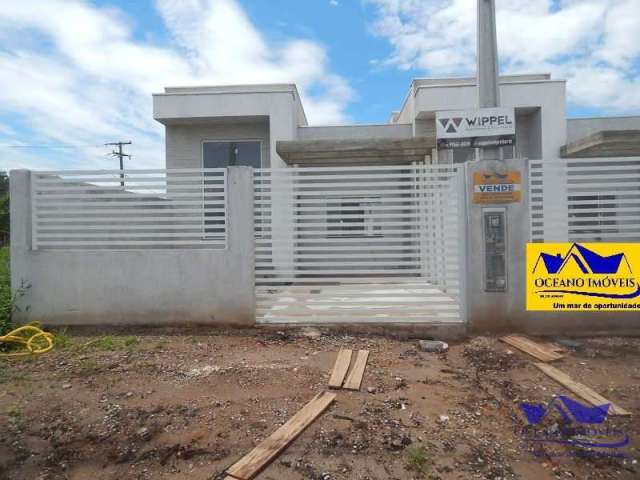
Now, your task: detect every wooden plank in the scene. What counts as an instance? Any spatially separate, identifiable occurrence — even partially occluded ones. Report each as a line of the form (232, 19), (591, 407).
(534, 363), (631, 416)
(328, 349), (352, 389)
(225, 392), (336, 480)
(500, 334), (565, 362)
(342, 350), (370, 391)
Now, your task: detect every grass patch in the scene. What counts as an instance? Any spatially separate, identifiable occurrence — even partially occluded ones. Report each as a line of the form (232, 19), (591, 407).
(6, 405), (25, 429)
(405, 445), (432, 476)
(77, 358), (100, 374)
(52, 329), (75, 350)
(82, 335), (140, 351)
(0, 246), (11, 335)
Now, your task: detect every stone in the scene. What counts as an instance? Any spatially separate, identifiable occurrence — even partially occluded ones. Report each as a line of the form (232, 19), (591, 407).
(418, 340), (449, 353)
(61, 383), (72, 390)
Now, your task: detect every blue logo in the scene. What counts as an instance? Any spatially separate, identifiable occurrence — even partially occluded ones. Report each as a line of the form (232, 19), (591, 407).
(533, 243), (632, 276)
(517, 396), (630, 457)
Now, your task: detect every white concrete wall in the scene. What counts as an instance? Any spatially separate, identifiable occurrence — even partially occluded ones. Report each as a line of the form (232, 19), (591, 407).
(465, 159), (639, 334)
(297, 124), (412, 140)
(166, 118), (270, 168)
(10, 168), (255, 326)
(154, 88), (301, 168)
(411, 79), (566, 161)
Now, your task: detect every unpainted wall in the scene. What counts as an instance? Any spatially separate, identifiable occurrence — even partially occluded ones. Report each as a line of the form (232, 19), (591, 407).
(166, 117), (270, 169)
(10, 168), (255, 327)
(465, 158), (640, 335)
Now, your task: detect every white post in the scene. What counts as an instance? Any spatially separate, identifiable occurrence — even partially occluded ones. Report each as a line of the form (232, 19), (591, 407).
(477, 0), (500, 108)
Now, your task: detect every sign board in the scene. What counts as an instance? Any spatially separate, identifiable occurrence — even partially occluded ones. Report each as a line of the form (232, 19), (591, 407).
(436, 107), (515, 149)
(526, 243), (640, 311)
(473, 170), (521, 203)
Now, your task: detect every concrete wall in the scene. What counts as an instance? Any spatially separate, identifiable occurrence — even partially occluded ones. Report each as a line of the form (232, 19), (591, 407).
(166, 117), (270, 169)
(10, 168), (255, 327)
(154, 87), (301, 168)
(392, 76), (565, 162)
(465, 159), (639, 335)
(297, 124), (412, 141)
(567, 116), (640, 142)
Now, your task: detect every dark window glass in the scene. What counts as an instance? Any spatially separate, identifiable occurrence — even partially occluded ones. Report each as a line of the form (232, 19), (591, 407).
(203, 141), (261, 168)
(328, 202), (365, 235)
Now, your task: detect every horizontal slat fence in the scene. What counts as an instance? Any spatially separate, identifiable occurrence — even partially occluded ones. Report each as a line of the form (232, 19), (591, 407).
(254, 164), (465, 324)
(31, 169), (227, 249)
(529, 157), (640, 242)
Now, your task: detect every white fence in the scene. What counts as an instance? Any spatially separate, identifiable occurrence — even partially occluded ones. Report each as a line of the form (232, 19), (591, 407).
(31, 169), (227, 249)
(254, 164), (466, 324)
(529, 157), (640, 242)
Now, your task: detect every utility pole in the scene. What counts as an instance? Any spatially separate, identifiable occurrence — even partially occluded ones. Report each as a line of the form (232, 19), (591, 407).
(477, 0), (501, 161)
(477, 0), (500, 108)
(105, 141), (132, 187)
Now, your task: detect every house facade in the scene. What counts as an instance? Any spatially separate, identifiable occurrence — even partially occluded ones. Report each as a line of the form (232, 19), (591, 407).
(8, 73), (640, 333)
(152, 74), (640, 170)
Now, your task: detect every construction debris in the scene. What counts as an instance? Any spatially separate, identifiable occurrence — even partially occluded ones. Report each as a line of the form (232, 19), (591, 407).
(223, 391), (336, 480)
(500, 334), (565, 362)
(417, 340), (449, 353)
(327, 349), (370, 391)
(534, 362), (631, 416)
(328, 349), (352, 389)
(343, 350), (369, 391)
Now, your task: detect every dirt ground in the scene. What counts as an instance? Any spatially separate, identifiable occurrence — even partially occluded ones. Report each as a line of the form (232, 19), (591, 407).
(0, 329), (639, 480)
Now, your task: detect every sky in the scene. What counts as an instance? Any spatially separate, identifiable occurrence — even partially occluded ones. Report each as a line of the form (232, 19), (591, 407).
(0, 0), (639, 171)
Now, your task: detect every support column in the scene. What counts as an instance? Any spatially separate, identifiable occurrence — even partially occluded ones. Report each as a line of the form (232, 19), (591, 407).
(9, 169), (33, 317)
(226, 166), (256, 324)
(477, 0), (500, 108)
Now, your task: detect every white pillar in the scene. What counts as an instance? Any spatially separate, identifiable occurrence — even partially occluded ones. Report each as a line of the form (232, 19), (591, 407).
(477, 0), (500, 108)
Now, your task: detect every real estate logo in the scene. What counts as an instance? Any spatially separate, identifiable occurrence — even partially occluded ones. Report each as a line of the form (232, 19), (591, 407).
(517, 395), (630, 458)
(526, 243), (640, 311)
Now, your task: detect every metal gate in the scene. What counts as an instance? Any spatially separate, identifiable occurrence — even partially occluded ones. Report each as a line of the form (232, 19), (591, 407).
(529, 157), (640, 242)
(254, 164), (467, 324)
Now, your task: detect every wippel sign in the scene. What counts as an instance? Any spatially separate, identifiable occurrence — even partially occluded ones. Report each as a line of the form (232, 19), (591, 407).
(436, 107), (516, 149)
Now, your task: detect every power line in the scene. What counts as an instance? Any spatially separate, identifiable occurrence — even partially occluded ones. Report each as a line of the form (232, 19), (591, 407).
(0, 144), (106, 149)
(105, 141), (132, 187)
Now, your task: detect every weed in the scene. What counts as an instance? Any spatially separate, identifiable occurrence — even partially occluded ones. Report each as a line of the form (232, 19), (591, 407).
(53, 329), (75, 350)
(123, 336), (140, 347)
(82, 335), (141, 351)
(0, 246), (11, 335)
(405, 445), (432, 476)
(6, 405), (25, 429)
(77, 358), (100, 374)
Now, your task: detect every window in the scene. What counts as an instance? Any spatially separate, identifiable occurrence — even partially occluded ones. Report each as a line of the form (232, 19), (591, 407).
(203, 141), (261, 168)
(200, 141), (259, 239)
(326, 198), (383, 238)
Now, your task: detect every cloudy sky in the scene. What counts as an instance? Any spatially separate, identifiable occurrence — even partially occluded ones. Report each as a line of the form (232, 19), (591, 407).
(0, 0), (638, 170)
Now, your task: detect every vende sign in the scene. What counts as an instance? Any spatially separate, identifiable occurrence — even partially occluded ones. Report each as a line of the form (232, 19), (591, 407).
(436, 107), (516, 149)
(473, 171), (521, 204)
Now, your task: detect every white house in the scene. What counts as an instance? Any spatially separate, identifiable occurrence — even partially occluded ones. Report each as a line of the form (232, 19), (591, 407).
(152, 75), (640, 170)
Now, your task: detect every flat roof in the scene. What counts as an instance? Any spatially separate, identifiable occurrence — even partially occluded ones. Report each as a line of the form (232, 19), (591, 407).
(561, 130), (640, 158)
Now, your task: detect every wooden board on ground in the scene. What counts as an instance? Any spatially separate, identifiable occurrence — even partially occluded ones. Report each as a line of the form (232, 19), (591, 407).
(224, 391), (336, 480)
(534, 363), (631, 416)
(328, 349), (352, 389)
(500, 334), (565, 362)
(343, 350), (369, 391)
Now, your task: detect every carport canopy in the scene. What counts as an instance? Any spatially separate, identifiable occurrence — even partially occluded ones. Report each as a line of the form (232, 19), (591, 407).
(561, 129), (640, 158)
(276, 137), (436, 165)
